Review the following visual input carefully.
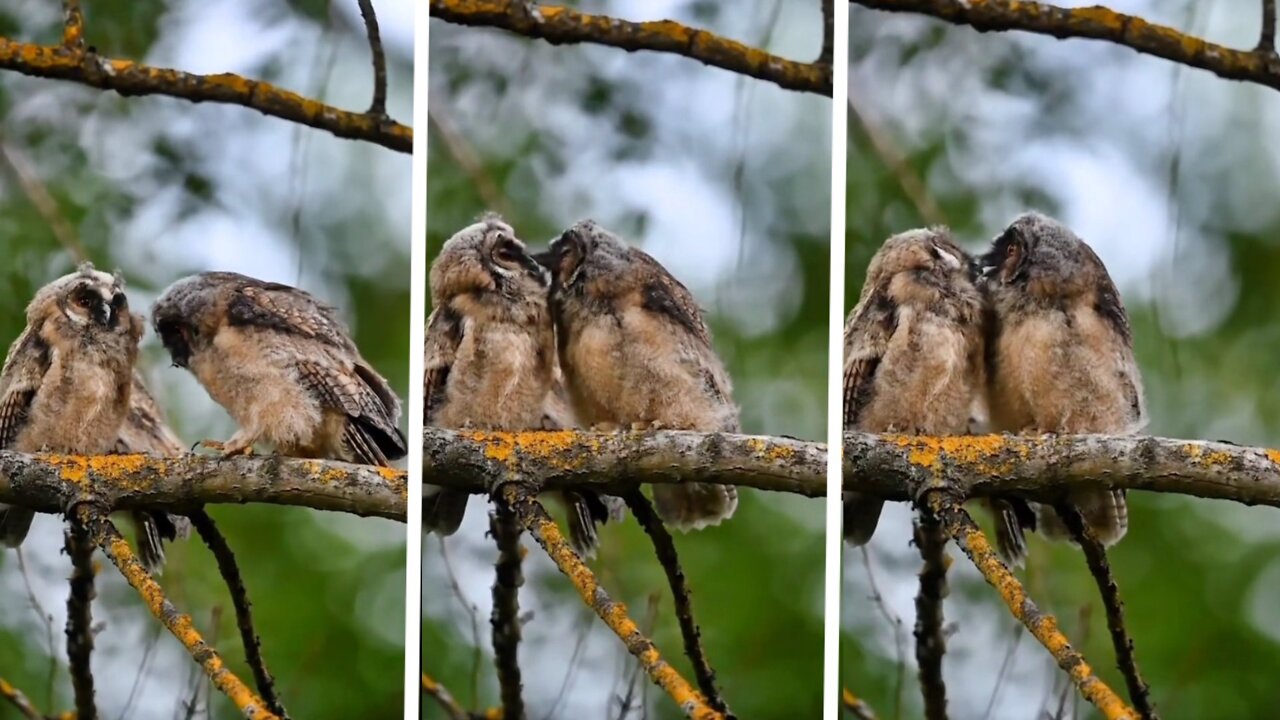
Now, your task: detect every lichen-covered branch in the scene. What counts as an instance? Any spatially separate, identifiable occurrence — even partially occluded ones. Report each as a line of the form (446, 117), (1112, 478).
(64, 514), (96, 720)
(423, 428), (825, 497)
(421, 674), (469, 720)
(921, 491), (1138, 720)
(911, 516), (947, 720)
(499, 484), (722, 720)
(840, 688), (879, 720)
(0, 452), (406, 521)
(0, 677), (43, 720)
(188, 510), (290, 720)
(0, 33), (409, 152)
(842, 432), (1280, 508)
(488, 505), (525, 720)
(853, 0), (1280, 94)
(75, 505), (278, 720)
(429, 0), (833, 96)
(1056, 505), (1157, 720)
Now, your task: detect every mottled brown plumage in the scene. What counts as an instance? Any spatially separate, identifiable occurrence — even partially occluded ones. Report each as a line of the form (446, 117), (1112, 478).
(981, 211), (1144, 564)
(152, 272), (405, 468)
(116, 372), (190, 572)
(539, 219), (739, 531)
(0, 264), (142, 547)
(843, 228), (985, 544)
(424, 216), (615, 552)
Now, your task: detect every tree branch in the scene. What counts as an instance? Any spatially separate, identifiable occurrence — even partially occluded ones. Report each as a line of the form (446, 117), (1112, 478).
(356, 0), (389, 115)
(75, 505), (279, 720)
(188, 510), (289, 720)
(0, 677), (43, 720)
(0, 37), (410, 152)
(624, 491), (729, 717)
(64, 514), (96, 720)
(1055, 505), (1157, 720)
(840, 688), (879, 720)
(498, 484), (722, 720)
(61, 0), (84, 52)
(1262, 0), (1277, 53)
(489, 504), (525, 720)
(423, 429), (825, 497)
(821, 0), (836, 66)
(0, 452), (406, 520)
(428, 1), (833, 96)
(921, 491), (1138, 720)
(421, 674), (469, 720)
(911, 516), (947, 720)
(853, 0), (1280, 94)
(842, 432), (1280, 508)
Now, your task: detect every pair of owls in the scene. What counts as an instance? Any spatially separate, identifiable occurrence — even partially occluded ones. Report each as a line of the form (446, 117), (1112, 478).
(0, 264), (405, 569)
(843, 212), (1144, 565)
(424, 215), (739, 554)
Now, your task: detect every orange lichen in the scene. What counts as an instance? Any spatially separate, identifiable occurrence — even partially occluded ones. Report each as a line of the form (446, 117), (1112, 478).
(43, 453), (151, 486)
(1266, 449), (1280, 466)
(887, 434), (1017, 475)
(746, 437), (796, 461)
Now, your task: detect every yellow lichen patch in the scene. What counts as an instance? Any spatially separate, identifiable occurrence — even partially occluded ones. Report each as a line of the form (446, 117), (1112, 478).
(887, 435), (1015, 475)
(1266, 449), (1280, 466)
(746, 437), (795, 462)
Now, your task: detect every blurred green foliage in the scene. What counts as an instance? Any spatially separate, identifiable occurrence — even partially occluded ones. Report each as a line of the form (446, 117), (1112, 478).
(0, 2), (411, 719)
(423, 2), (830, 718)
(843, 6), (1280, 719)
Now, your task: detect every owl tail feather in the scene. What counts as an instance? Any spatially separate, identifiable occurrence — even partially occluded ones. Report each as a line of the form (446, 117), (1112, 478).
(842, 492), (884, 546)
(986, 498), (1034, 569)
(133, 512), (168, 574)
(0, 505), (33, 547)
(1040, 489), (1128, 547)
(559, 490), (625, 558)
(652, 483), (737, 532)
(424, 489), (469, 536)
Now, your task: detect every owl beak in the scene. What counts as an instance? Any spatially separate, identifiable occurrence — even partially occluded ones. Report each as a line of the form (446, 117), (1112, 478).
(96, 300), (113, 326)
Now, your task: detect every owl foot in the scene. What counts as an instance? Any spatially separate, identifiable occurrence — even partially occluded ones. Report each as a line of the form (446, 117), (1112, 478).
(195, 439), (255, 457)
(590, 422), (622, 432)
(629, 421), (665, 431)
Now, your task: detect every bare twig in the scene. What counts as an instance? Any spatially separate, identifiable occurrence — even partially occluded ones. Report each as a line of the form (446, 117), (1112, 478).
(847, 97), (946, 227)
(0, 140), (88, 262)
(64, 514), (96, 720)
(921, 491), (1138, 720)
(356, 0), (389, 115)
(499, 484), (722, 720)
(436, 538), (485, 703)
(821, 0), (835, 65)
(427, 96), (516, 221)
(912, 516), (948, 720)
(429, 1), (832, 95)
(841, 688), (880, 720)
(188, 509), (289, 719)
(421, 674), (469, 720)
(853, 0), (1280, 94)
(859, 548), (905, 717)
(0, 677), (44, 720)
(1055, 505), (1158, 720)
(623, 491), (729, 717)
(489, 505), (525, 720)
(1261, 0), (1277, 53)
(76, 505), (279, 720)
(16, 549), (59, 709)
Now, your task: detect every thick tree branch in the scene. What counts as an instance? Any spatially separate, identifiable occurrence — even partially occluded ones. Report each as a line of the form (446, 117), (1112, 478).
(1056, 505), (1157, 720)
(854, 0), (1280, 93)
(423, 429), (825, 497)
(911, 516), (947, 720)
(76, 506), (278, 720)
(0, 38), (410, 152)
(499, 484), (722, 720)
(0, 452), (406, 520)
(488, 505), (525, 720)
(624, 491), (729, 717)
(188, 510), (289, 720)
(64, 515), (96, 720)
(843, 433), (1280, 508)
(922, 491), (1138, 720)
(429, 1), (833, 96)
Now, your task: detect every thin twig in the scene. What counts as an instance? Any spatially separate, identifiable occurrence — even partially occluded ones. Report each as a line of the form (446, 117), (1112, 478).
(355, 0), (389, 115)
(188, 509), (290, 720)
(16, 549), (59, 709)
(489, 505), (525, 720)
(921, 491), (1138, 720)
(61, 0), (84, 52)
(859, 548), (905, 718)
(421, 674), (468, 720)
(1261, 0), (1277, 53)
(0, 140), (88, 262)
(0, 677), (43, 720)
(624, 491), (729, 717)
(500, 484), (722, 720)
(841, 688), (880, 720)
(64, 515), (96, 720)
(426, 96), (516, 220)
(847, 97), (946, 228)
(76, 505), (279, 720)
(820, 0), (835, 65)
(437, 538), (485, 703)
(1055, 504), (1158, 720)
(912, 516), (948, 720)
(981, 623), (1023, 719)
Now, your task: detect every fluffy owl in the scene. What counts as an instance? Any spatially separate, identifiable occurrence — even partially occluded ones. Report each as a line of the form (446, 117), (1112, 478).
(116, 372), (190, 572)
(537, 219), (739, 531)
(0, 264), (142, 547)
(423, 216), (615, 554)
(981, 211), (1144, 564)
(843, 228), (985, 544)
(151, 272), (406, 467)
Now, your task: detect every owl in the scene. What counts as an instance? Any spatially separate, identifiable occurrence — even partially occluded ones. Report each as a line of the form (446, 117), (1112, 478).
(0, 264), (142, 547)
(151, 272), (406, 468)
(980, 211), (1144, 564)
(116, 371), (190, 572)
(843, 228), (985, 544)
(536, 219), (739, 531)
(423, 215), (615, 554)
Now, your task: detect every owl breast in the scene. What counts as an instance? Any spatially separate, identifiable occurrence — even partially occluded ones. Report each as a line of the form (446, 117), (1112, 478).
(436, 321), (551, 430)
(17, 349), (128, 453)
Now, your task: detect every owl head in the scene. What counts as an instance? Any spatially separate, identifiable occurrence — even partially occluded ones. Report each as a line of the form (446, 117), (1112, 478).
(535, 219), (633, 297)
(31, 262), (139, 338)
(152, 271), (246, 369)
(980, 212), (1110, 300)
(859, 227), (974, 306)
(430, 214), (546, 308)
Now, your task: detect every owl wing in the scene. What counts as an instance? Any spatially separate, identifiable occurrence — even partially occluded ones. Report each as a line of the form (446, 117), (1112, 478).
(842, 287), (897, 429)
(116, 372), (185, 456)
(227, 279), (353, 352)
(0, 329), (49, 448)
(1085, 248), (1144, 427)
(423, 306), (462, 425)
(296, 353), (407, 467)
(633, 249), (713, 347)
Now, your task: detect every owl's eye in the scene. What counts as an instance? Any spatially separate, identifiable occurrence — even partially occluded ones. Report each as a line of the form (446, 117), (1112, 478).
(75, 292), (95, 307)
(495, 245), (519, 263)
